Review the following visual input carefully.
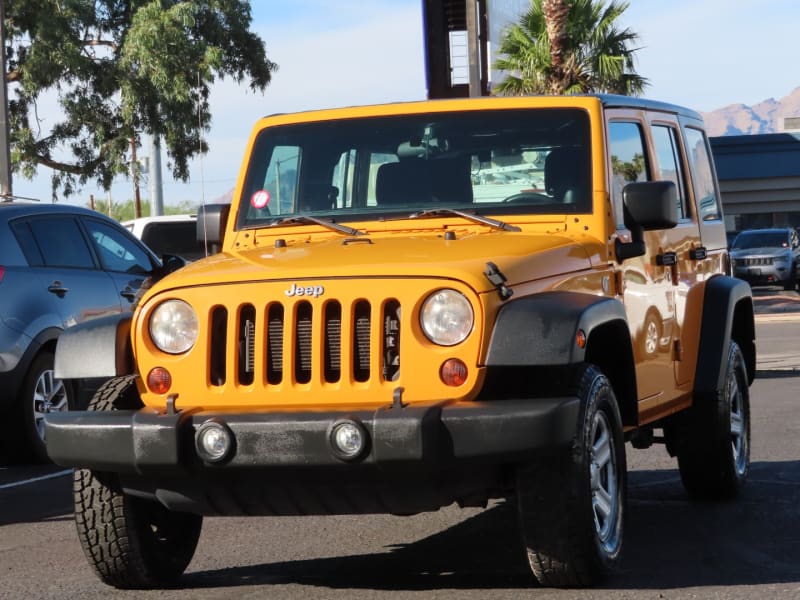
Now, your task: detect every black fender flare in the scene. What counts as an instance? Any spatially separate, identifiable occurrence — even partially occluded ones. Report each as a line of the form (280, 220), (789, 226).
(694, 275), (756, 395)
(485, 291), (629, 366)
(54, 313), (134, 380)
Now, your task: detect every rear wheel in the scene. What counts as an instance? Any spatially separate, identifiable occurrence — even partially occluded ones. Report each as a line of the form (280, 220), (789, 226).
(516, 365), (626, 587)
(677, 340), (750, 500)
(73, 376), (202, 589)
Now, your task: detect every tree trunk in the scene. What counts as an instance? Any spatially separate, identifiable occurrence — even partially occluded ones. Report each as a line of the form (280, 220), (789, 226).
(542, 0), (570, 95)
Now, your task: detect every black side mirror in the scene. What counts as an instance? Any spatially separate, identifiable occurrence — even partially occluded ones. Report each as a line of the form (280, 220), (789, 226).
(151, 253), (188, 282)
(616, 181), (678, 262)
(197, 203), (231, 255)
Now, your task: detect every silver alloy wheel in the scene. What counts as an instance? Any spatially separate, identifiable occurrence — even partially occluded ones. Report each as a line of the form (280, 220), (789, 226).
(590, 410), (620, 550)
(33, 369), (69, 441)
(644, 319), (659, 354)
(728, 364), (748, 476)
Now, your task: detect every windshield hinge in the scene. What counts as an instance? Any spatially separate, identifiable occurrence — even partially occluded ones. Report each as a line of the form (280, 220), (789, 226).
(484, 262), (513, 300)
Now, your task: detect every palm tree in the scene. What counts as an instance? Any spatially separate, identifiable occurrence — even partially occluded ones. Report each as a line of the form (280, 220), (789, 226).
(493, 0), (648, 96)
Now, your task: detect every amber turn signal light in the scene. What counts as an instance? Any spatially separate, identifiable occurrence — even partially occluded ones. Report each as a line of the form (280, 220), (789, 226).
(440, 358), (468, 386)
(147, 367), (172, 394)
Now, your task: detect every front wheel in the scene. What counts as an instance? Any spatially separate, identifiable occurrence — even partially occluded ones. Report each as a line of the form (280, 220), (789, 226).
(516, 365), (626, 587)
(73, 376), (202, 589)
(20, 351), (70, 463)
(677, 340), (750, 500)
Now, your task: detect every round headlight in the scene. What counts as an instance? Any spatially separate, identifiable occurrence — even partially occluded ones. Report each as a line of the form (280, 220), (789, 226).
(420, 289), (474, 346)
(149, 299), (199, 354)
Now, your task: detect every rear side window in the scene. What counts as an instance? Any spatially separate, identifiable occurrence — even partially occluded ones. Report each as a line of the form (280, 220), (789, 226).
(608, 121), (650, 229)
(27, 216), (95, 269)
(683, 127), (722, 221)
(10, 221), (44, 266)
(651, 125), (688, 220)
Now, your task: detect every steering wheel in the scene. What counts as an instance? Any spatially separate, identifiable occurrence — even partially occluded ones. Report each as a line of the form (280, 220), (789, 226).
(502, 191), (553, 203)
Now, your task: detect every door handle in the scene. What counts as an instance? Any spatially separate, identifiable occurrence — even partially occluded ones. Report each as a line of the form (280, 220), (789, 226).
(656, 252), (677, 266)
(120, 287), (137, 301)
(47, 281), (68, 297)
(689, 246), (707, 260)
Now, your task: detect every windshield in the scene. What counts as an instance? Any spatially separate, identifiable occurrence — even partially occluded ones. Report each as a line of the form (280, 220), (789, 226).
(236, 108), (591, 230)
(732, 231), (789, 250)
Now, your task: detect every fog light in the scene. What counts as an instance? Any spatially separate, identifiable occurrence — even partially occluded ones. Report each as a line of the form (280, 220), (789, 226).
(329, 420), (367, 461)
(195, 419), (234, 464)
(440, 358), (468, 386)
(147, 367), (172, 394)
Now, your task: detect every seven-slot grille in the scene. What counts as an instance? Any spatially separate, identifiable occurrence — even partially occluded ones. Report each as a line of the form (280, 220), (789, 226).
(208, 299), (402, 387)
(735, 257), (774, 266)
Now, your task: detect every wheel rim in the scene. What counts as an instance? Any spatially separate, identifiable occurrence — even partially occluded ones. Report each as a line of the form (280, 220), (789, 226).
(589, 410), (620, 551)
(644, 319), (658, 354)
(33, 369), (69, 441)
(728, 368), (748, 476)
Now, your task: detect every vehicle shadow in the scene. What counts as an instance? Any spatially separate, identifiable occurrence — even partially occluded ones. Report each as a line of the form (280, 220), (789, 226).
(0, 466), (73, 526)
(182, 459), (800, 591)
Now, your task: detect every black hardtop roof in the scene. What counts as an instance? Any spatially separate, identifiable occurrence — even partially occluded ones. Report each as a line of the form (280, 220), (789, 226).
(593, 93), (704, 121)
(263, 93), (705, 123)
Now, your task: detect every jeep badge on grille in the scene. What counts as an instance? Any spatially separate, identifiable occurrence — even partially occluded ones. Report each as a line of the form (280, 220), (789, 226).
(285, 283), (325, 298)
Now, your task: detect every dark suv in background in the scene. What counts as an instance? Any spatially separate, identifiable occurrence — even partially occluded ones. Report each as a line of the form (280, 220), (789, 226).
(0, 201), (162, 462)
(730, 227), (800, 291)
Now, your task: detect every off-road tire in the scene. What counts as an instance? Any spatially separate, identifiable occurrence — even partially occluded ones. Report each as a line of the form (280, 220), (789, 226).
(677, 340), (750, 500)
(20, 351), (70, 463)
(516, 364), (626, 587)
(73, 376), (202, 589)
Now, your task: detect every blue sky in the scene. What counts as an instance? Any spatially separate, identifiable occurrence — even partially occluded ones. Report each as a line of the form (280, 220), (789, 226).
(12, 0), (800, 208)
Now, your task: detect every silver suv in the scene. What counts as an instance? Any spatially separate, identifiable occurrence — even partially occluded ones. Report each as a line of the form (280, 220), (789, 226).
(730, 227), (800, 291)
(0, 201), (162, 462)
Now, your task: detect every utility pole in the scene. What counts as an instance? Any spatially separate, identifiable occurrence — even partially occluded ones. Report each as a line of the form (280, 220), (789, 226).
(149, 134), (164, 216)
(130, 135), (142, 218)
(0, 0), (13, 199)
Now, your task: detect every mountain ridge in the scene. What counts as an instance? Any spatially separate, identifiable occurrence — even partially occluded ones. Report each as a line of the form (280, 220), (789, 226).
(701, 86), (800, 136)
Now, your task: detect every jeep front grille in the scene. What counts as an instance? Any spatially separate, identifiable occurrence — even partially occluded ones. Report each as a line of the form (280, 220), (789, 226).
(736, 257), (774, 266)
(208, 299), (401, 387)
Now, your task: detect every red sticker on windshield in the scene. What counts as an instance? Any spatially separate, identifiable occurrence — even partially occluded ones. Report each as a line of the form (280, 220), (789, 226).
(251, 189), (270, 209)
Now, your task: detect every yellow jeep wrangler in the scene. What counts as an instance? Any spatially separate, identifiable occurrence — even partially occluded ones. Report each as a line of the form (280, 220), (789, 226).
(47, 95), (756, 589)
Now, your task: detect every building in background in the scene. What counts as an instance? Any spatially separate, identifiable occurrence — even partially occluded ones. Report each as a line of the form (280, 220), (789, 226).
(710, 128), (800, 237)
(422, 0), (528, 98)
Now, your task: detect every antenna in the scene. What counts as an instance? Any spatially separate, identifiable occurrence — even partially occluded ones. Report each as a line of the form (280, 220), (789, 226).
(198, 72), (209, 256)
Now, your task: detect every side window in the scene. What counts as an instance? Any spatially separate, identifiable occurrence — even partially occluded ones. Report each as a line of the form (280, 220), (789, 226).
(683, 127), (722, 222)
(265, 145), (301, 215)
(608, 121), (650, 229)
(28, 216), (95, 269)
(651, 125), (688, 219)
(83, 219), (153, 274)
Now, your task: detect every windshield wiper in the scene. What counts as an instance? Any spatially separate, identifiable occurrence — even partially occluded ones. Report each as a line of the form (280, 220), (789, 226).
(409, 208), (521, 232)
(268, 215), (365, 236)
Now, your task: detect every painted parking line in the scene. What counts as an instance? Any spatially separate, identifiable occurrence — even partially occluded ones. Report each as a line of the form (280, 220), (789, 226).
(0, 469), (72, 491)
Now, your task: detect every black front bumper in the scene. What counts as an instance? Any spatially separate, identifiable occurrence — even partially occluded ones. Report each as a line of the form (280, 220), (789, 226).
(45, 397), (580, 473)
